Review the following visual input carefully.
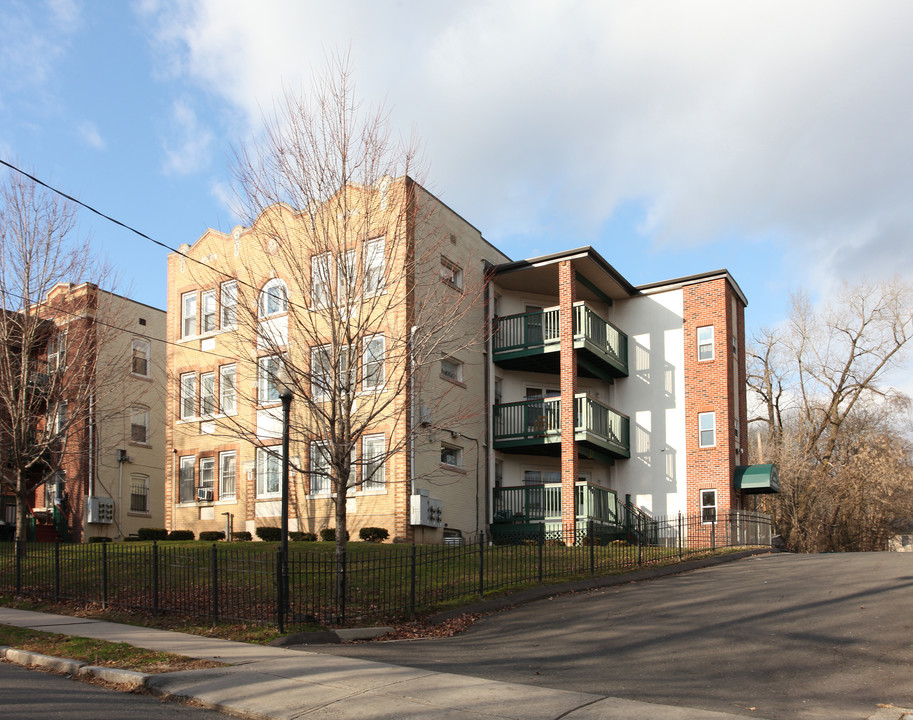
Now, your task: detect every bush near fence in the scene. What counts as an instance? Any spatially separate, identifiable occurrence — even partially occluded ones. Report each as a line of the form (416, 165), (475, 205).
(0, 511), (770, 630)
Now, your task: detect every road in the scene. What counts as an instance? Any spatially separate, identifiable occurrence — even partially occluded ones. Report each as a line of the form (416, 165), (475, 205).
(0, 662), (236, 720)
(309, 553), (913, 720)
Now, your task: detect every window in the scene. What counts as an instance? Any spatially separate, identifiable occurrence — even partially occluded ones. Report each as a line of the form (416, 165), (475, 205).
(524, 470), (560, 486)
(440, 257), (463, 289)
(130, 474), (149, 513)
(178, 456), (195, 503)
(697, 326), (714, 361)
(181, 292), (197, 337)
(200, 372), (216, 416)
(364, 237), (385, 295)
(441, 444), (462, 467)
(311, 345), (331, 401)
(179, 373), (197, 419)
(44, 472), (64, 508)
(256, 447), (281, 497)
(47, 332), (66, 373)
(338, 248), (357, 299)
(220, 280), (237, 330)
(132, 338), (150, 377)
(201, 290), (216, 333)
(219, 451), (236, 500)
(259, 278), (288, 317)
(361, 435), (385, 491)
(199, 457), (215, 489)
(311, 254), (331, 307)
(701, 489), (717, 524)
(130, 407), (149, 443)
(698, 412), (716, 448)
(309, 442), (331, 495)
(51, 401), (67, 435)
(220, 364), (236, 414)
(441, 357), (463, 383)
(363, 335), (385, 391)
(258, 355), (284, 404)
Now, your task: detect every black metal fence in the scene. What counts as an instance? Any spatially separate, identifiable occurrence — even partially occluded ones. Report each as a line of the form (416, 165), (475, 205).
(0, 510), (771, 630)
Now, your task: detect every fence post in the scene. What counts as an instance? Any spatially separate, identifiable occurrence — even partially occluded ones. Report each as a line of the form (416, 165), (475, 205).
(637, 530), (642, 567)
(15, 540), (21, 595)
(54, 541), (60, 602)
(678, 512), (683, 560)
(711, 521), (716, 552)
(276, 546), (285, 634)
(152, 541), (159, 617)
(211, 543), (219, 627)
(101, 540), (108, 609)
(588, 519), (595, 576)
(478, 533), (484, 599)
(409, 543), (416, 620)
(538, 523), (544, 584)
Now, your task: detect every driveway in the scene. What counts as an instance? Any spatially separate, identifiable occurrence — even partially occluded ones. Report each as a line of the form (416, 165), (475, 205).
(309, 553), (913, 720)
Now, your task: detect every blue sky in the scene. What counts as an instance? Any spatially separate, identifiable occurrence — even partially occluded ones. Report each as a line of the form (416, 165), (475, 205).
(3, 0), (913, 338)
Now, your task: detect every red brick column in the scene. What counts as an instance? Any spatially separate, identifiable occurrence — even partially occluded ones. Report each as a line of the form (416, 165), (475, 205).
(558, 261), (578, 544)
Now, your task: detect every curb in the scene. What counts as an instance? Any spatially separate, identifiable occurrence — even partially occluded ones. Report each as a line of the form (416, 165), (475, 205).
(1, 645), (151, 687)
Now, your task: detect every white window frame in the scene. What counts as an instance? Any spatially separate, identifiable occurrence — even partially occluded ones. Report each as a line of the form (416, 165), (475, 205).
(219, 451), (236, 500)
(181, 292), (197, 338)
(441, 357), (463, 383)
(199, 456), (215, 490)
(130, 406), (150, 444)
(311, 345), (331, 401)
(311, 253), (331, 308)
(364, 237), (385, 296)
(440, 257), (463, 290)
(258, 355), (284, 405)
(179, 373), (197, 420)
(441, 443), (462, 467)
(129, 474), (149, 513)
(201, 289), (217, 333)
(256, 446), (281, 498)
(131, 338), (150, 377)
(701, 489), (718, 524)
(220, 280), (237, 330)
(362, 335), (385, 391)
(337, 248), (358, 300)
(199, 372), (216, 417)
(698, 411), (716, 448)
(52, 401), (67, 436)
(309, 442), (332, 496)
(361, 434), (385, 492)
(178, 456), (195, 503)
(259, 278), (288, 318)
(219, 364), (236, 415)
(697, 325), (714, 361)
(47, 332), (66, 373)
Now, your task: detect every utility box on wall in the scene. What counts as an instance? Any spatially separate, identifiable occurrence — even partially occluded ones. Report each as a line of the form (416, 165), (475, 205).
(86, 497), (115, 524)
(409, 490), (443, 527)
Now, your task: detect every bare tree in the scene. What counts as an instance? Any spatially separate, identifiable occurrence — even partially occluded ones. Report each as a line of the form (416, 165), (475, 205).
(0, 170), (131, 543)
(748, 280), (913, 551)
(179, 56), (490, 611)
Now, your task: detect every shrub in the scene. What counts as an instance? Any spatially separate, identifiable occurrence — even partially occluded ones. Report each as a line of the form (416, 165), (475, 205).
(123, 535), (141, 542)
(319, 528), (349, 542)
(167, 530), (195, 541)
(359, 527), (389, 543)
(138, 527), (168, 541)
(290, 531), (317, 542)
(87, 536), (112, 543)
(256, 526), (281, 542)
(230, 531), (252, 542)
(199, 531), (225, 542)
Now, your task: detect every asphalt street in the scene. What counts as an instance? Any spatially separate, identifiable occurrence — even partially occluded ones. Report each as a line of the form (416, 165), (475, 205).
(308, 553), (913, 720)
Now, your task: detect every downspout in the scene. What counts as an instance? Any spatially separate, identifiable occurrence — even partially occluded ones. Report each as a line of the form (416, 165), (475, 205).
(482, 262), (493, 531)
(88, 394), (95, 498)
(409, 326), (417, 497)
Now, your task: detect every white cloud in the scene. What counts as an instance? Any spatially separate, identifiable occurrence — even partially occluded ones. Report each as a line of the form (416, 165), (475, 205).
(138, 0), (913, 294)
(162, 98), (213, 175)
(77, 120), (105, 150)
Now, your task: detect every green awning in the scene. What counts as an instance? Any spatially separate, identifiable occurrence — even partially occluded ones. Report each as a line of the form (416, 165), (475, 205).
(735, 464), (780, 494)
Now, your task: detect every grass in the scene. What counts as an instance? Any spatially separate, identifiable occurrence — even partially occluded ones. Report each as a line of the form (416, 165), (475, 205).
(0, 623), (226, 673)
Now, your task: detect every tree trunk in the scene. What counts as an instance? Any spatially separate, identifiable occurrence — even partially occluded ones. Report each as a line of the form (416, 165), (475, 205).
(14, 469), (29, 544)
(334, 495), (347, 624)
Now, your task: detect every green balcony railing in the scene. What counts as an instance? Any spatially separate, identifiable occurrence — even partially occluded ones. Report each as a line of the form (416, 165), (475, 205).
(493, 308), (560, 353)
(573, 302), (628, 372)
(493, 397), (562, 443)
(574, 394), (630, 457)
(492, 482), (618, 525)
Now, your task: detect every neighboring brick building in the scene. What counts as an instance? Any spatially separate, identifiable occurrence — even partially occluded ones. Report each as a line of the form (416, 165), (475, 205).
(166, 178), (771, 545)
(0, 283), (166, 542)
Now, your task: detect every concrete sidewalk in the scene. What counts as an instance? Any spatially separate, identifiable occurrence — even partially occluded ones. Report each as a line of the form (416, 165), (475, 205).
(0, 606), (766, 720)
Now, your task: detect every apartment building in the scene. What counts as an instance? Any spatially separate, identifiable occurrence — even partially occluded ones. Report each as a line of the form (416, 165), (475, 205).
(0, 283), (166, 542)
(166, 177), (774, 544)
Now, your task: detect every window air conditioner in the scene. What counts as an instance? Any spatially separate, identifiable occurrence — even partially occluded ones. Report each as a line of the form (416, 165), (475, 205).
(196, 488), (214, 502)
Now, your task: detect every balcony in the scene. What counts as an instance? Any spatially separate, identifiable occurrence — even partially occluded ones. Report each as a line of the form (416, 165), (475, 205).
(491, 482), (620, 537)
(493, 302), (628, 379)
(493, 394), (630, 462)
